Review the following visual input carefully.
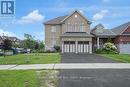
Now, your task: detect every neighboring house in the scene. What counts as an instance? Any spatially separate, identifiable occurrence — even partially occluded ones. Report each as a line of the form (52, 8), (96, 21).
(0, 36), (21, 48)
(44, 10), (130, 54)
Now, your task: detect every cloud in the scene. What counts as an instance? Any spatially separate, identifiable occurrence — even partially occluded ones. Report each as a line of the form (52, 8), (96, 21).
(79, 10), (84, 14)
(93, 10), (109, 21)
(0, 29), (16, 36)
(17, 10), (45, 24)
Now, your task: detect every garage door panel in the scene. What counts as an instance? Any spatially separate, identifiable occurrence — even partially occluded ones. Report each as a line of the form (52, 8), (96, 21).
(72, 45), (75, 53)
(67, 44), (69, 53)
(78, 41), (89, 53)
(64, 41), (75, 53)
(84, 45), (87, 53)
(86, 45), (89, 53)
(70, 44), (72, 52)
(78, 44), (80, 53)
(80, 44), (83, 53)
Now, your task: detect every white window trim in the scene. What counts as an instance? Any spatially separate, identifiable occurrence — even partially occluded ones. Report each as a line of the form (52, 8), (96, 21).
(80, 23), (84, 32)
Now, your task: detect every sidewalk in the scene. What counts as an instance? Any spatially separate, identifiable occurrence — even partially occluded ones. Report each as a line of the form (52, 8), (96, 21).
(1, 63), (130, 70)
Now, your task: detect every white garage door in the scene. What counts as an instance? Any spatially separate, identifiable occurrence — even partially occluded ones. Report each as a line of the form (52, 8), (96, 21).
(78, 41), (89, 53)
(64, 41), (75, 53)
(119, 44), (130, 54)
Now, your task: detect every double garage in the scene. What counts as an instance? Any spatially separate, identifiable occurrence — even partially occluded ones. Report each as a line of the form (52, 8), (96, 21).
(62, 41), (91, 53)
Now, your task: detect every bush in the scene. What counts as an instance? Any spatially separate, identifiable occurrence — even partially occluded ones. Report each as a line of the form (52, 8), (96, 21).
(96, 42), (118, 54)
(54, 45), (60, 52)
(95, 48), (103, 54)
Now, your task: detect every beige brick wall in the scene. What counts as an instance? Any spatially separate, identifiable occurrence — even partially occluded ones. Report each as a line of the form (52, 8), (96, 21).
(45, 24), (61, 50)
(62, 12), (90, 34)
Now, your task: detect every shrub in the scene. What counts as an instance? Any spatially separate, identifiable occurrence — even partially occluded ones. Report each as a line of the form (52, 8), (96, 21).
(95, 48), (103, 54)
(54, 45), (60, 52)
(96, 42), (118, 54)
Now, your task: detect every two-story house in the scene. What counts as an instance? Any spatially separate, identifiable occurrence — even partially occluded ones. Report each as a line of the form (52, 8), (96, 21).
(44, 10), (93, 53)
(44, 10), (130, 54)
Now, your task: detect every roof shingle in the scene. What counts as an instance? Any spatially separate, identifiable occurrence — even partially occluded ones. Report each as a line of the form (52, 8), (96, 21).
(111, 22), (130, 35)
(44, 15), (68, 25)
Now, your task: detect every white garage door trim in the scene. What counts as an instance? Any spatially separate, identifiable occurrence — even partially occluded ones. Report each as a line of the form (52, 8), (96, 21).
(78, 41), (89, 53)
(64, 41), (75, 53)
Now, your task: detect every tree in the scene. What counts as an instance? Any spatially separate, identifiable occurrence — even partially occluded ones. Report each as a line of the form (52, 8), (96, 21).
(23, 39), (36, 50)
(35, 42), (39, 50)
(23, 34), (37, 50)
(3, 39), (12, 50)
(2, 39), (12, 57)
(39, 41), (45, 50)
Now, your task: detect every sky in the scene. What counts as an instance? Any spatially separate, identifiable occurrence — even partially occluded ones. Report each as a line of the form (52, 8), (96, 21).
(0, 0), (130, 41)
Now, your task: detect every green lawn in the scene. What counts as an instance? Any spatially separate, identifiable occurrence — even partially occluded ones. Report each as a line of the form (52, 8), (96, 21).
(0, 70), (59, 87)
(0, 53), (60, 64)
(100, 54), (130, 63)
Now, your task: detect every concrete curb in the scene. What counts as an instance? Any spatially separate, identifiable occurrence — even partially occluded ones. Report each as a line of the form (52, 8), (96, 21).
(0, 63), (130, 70)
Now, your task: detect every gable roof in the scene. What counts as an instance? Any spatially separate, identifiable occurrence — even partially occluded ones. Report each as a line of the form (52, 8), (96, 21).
(44, 10), (91, 25)
(91, 24), (116, 37)
(61, 10), (91, 24)
(111, 22), (130, 35)
(44, 15), (68, 25)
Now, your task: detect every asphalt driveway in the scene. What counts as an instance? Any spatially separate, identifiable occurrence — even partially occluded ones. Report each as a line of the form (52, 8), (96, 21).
(58, 69), (130, 87)
(61, 54), (118, 63)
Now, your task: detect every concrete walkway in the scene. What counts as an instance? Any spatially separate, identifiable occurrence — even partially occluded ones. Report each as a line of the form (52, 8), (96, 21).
(1, 63), (130, 70)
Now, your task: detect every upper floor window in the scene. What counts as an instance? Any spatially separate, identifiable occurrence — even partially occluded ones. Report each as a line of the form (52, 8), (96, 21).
(75, 15), (77, 18)
(51, 26), (56, 32)
(80, 23), (84, 32)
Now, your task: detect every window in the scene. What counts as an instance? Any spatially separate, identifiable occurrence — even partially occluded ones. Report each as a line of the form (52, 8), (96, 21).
(122, 41), (130, 44)
(52, 39), (56, 46)
(67, 23), (71, 32)
(75, 22), (77, 32)
(80, 23), (84, 32)
(51, 26), (56, 32)
(75, 15), (77, 18)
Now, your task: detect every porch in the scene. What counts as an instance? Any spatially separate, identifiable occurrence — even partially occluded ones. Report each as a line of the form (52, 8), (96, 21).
(92, 36), (115, 52)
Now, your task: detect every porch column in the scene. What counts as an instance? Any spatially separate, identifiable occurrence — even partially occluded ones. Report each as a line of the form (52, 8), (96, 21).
(75, 40), (78, 54)
(97, 37), (100, 49)
(89, 41), (92, 54)
(62, 41), (64, 54)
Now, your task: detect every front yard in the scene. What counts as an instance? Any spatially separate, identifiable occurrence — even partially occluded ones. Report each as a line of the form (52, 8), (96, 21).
(0, 53), (60, 65)
(100, 54), (130, 63)
(0, 70), (59, 87)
